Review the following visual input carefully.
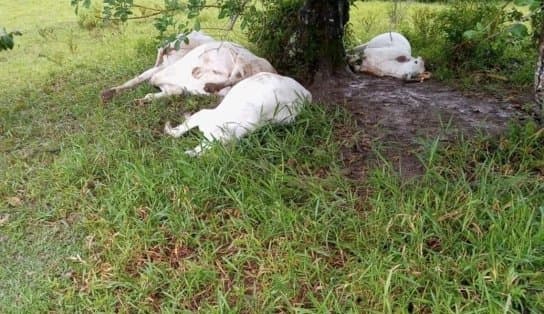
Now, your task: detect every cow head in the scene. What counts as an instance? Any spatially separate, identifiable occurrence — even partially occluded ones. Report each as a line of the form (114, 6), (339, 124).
(346, 53), (364, 73)
(348, 53), (426, 81)
(397, 56), (425, 81)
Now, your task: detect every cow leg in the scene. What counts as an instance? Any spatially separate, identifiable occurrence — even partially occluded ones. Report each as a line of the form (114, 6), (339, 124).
(153, 47), (166, 67)
(164, 109), (211, 137)
(164, 120), (193, 138)
(135, 91), (170, 105)
(135, 84), (184, 104)
(179, 114), (252, 157)
(165, 109), (219, 157)
(101, 66), (163, 103)
(185, 142), (213, 157)
(350, 43), (368, 54)
(185, 128), (232, 157)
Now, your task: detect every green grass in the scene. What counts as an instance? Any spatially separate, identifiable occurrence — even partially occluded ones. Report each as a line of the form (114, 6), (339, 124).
(1, 1), (544, 312)
(348, 0), (445, 46)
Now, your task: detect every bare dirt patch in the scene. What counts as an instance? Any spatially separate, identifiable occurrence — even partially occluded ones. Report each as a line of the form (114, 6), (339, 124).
(309, 74), (533, 179)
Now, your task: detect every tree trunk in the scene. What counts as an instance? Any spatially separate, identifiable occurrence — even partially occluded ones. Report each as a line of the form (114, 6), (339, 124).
(298, 0), (350, 82)
(536, 22), (544, 122)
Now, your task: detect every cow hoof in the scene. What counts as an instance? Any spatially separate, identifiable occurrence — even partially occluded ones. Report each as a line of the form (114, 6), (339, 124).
(204, 82), (222, 93)
(419, 71), (432, 82)
(133, 98), (148, 106)
(100, 89), (116, 104)
(164, 121), (173, 135)
(184, 149), (200, 157)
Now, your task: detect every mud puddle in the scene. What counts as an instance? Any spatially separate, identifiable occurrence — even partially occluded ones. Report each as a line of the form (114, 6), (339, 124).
(308, 74), (533, 179)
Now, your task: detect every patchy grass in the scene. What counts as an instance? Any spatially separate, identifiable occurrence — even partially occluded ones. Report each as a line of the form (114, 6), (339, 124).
(1, 1), (543, 312)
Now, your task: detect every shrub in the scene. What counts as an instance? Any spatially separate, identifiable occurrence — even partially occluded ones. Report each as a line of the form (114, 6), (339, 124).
(403, 0), (536, 87)
(530, 4), (544, 44)
(77, 4), (104, 30)
(401, 7), (445, 72)
(244, 0), (309, 81)
(439, 1), (509, 70)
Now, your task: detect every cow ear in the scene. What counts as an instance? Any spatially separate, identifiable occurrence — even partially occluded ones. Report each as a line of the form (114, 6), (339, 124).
(395, 55), (409, 63)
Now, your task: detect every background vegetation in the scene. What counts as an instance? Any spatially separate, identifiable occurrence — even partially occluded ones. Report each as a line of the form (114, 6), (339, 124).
(351, 0), (539, 91)
(65, 0), (541, 90)
(1, 0), (543, 312)
(399, 0), (538, 90)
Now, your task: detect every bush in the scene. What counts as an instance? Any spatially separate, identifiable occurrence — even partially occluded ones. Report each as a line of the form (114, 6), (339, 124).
(530, 4), (543, 44)
(77, 4), (104, 30)
(401, 7), (445, 71)
(439, 1), (508, 70)
(244, 0), (308, 81)
(402, 0), (536, 87)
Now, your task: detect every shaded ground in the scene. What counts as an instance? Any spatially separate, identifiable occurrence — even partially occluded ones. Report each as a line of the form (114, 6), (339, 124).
(309, 74), (534, 179)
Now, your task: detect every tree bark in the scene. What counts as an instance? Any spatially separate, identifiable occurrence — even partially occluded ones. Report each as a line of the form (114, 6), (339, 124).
(535, 21), (544, 122)
(298, 0), (350, 81)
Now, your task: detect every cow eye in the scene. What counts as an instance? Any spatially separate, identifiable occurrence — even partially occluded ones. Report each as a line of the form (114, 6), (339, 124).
(414, 60), (418, 64)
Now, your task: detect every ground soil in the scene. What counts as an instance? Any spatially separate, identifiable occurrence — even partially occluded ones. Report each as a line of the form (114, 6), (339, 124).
(309, 73), (535, 180)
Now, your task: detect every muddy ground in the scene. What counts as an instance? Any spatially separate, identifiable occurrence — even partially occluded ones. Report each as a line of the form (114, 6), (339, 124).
(309, 74), (535, 180)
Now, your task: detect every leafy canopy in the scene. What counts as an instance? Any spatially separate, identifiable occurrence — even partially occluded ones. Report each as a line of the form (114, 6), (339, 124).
(70, 0), (262, 46)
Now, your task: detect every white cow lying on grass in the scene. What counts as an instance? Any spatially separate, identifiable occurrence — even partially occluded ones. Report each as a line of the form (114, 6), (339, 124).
(101, 31), (214, 103)
(101, 34), (276, 104)
(347, 32), (428, 81)
(164, 72), (311, 156)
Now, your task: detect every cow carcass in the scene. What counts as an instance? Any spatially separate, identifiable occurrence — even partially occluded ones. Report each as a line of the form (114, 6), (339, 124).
(101, 35), (275, 103)
(164, 72), (311, 156)
(348, 32), (428, 81)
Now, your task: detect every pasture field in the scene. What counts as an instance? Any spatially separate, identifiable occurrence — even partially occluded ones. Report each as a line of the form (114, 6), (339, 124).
(1, 1), (543, 312)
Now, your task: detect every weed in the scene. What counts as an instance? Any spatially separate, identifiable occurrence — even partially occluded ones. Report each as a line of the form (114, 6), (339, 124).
(38, 26), (57, 40)
(77, 3), (105, 31)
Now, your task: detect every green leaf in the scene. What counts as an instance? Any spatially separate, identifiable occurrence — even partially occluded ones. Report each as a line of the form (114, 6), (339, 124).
(508, 23), (529, 39)
(463, 30), (479, 40)
(70, 0), (92, 14)
(0, 28), (22, 51)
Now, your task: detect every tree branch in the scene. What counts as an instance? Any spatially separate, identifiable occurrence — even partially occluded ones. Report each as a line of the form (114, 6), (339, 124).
(132, 4), (163, 12)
